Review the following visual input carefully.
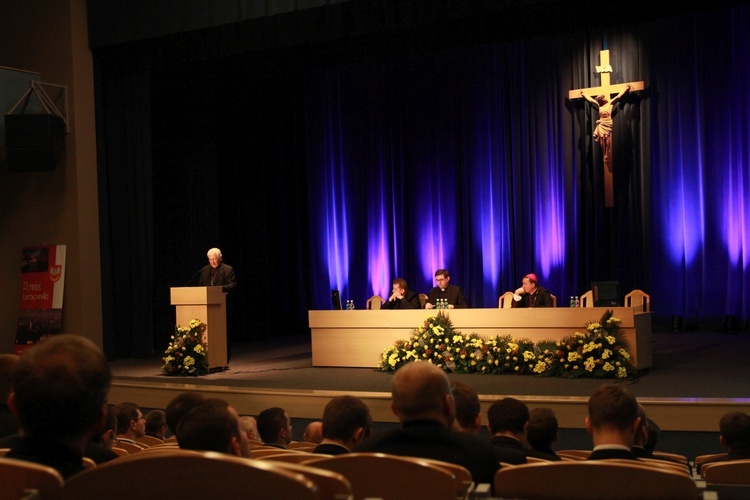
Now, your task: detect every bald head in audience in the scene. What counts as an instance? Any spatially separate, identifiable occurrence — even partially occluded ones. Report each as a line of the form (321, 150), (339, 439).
(239, 415), (261, 442)
(391, 360), (455, 426)
(303, 420), (323, 444)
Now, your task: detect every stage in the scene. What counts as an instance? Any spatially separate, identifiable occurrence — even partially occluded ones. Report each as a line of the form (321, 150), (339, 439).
(109, 329), (750, 440)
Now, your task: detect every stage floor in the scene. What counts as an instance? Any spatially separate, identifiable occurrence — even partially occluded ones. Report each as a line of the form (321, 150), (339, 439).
(108, 331), (750, 434)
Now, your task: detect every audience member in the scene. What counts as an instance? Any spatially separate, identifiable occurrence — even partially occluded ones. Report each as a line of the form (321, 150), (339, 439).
(5, 334), (112, 478)
(585, 384), (640, 460)
(526, 407), (562, 461)
(239, 415), (261, 442)
(631, 406), (686, 469)
(451, 381), (482, 435)
(303, 420), (324, 444)
(82, 404), (119, 464)
(165, 391), (206, 437)
(176, 398), (251, 457)
(95, 404), (118, 450)
(631, 404), (653, 458)
(145, 409), (167, 440)
(644, 415), (660, 453)
(114, 401), (146, 445)
(486, 397), (529, 465)
(511, 273), (554, 308)
(257, 406), (293, 449)
(313, 395), (372, 455)
(699, 411), (750, 472)
(424, 269), (469, 309)
(0, 353), (20, 438)
(381, 278), (421, 309)
(357, 361), (499, 485)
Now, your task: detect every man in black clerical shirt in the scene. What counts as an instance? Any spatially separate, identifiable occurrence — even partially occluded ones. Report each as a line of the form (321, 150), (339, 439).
(198, 247), (237, 292)
(425, 269), (469, 309)
(197, 247), (237, 362)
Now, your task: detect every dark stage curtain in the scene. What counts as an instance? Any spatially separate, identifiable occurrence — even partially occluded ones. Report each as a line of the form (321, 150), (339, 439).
(94, 5), (750, 359)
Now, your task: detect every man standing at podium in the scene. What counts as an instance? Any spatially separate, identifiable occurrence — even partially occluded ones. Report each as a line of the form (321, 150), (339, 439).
(198, 247), (236, 363)
(198, 248), (236, 292)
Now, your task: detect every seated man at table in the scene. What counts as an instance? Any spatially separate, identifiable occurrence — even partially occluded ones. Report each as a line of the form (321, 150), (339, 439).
(511, 273), (554, 308)
(381, 278), (421, 309)
(424, 269), (469, 309)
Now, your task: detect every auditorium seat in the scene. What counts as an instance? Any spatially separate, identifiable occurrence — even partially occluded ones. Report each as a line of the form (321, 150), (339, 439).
(702, 458), (750, 485)
(263, 460), (353, 499)
(493, 459), (700, 499)
(113, 440), (147, 454)
(61, 449), (318, 499)
(419, 293), (428, 308)
(136, 435), (164, 446)
(251, 447), (312, 458)
(695, 452), (728, 474)
(302, 452), (457, 500)
(0, 457), (64, 500)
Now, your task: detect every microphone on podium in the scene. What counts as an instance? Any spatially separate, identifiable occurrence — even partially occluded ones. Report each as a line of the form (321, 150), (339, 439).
(184, 268), (202, 286)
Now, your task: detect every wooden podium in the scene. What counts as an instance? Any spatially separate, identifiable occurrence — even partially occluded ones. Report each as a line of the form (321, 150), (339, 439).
(170, 286), (227, 370)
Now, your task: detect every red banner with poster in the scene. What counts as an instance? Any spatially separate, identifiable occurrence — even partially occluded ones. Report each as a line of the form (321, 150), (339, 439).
(15, 245), (67, 354)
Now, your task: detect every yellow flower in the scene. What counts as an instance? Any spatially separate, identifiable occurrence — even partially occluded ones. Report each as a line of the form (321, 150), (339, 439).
(584, 357), (596, 371)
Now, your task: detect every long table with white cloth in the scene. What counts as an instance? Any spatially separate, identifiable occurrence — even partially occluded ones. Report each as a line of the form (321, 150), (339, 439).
(308, 307), (652, 370)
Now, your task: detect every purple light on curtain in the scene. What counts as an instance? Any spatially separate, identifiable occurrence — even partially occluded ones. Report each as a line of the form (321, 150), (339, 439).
(320, 121), (351, 293)
(368, 196), (390, 300)
(534, 157), (567, 277)
(663, 156), (704, 265)
(417, 177), (455, 286)
(723, 165), (749, 267)
(323, 169), (350, 293)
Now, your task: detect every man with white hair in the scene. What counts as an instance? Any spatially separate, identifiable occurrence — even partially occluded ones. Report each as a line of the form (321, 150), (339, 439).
(197, 247), (237, 359)
(198, 247), (236, 293)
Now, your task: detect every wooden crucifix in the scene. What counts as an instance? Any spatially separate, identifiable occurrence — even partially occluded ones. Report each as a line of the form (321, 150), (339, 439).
(569, 49), (644, 207)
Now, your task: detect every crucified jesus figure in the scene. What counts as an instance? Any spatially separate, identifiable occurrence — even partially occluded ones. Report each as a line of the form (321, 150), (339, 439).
(580, 84), (630, 166)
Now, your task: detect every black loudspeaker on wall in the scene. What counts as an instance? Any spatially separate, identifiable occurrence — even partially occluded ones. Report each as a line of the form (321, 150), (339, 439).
(4, 114), (66, 172)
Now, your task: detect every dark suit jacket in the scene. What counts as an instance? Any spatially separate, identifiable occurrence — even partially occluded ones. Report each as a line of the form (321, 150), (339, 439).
(489, 435), (528, 465)
(356, 420), (499, 485)
(426, 284), (469, 308)
(527, 446), (562, 461)
(587, 447), (639, 460)
(6, 436), (87, 479)
(511, 285), (553, 308)
(312, 442), (350, 455)
(198, 263), (237, 293)
(381, 290), (421, 309)
(0, 433), (118, 465)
